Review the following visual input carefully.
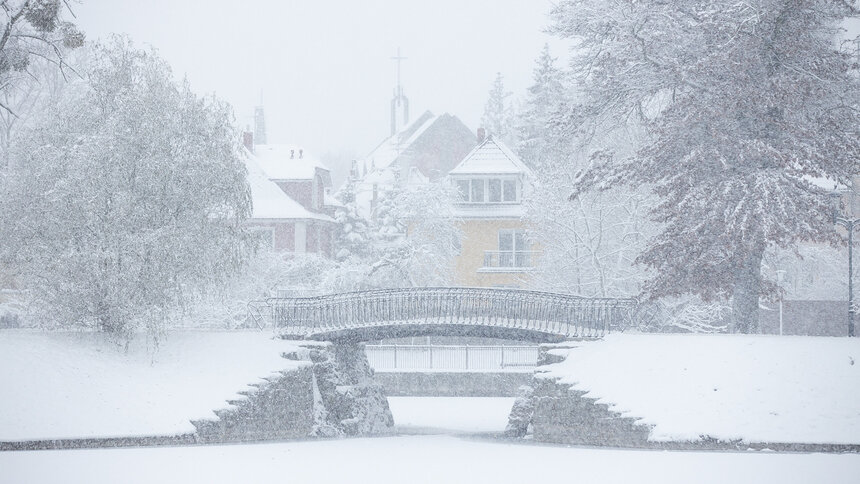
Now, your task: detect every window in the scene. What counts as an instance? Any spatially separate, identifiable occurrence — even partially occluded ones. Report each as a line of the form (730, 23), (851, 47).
(456, 180), (470, 201)
(488, 179), (502, 202)
(455, 178), (517, 203)
(503, 180), (517, 202)
(471, 179), (485, 203)
(498, 229), (530, 267)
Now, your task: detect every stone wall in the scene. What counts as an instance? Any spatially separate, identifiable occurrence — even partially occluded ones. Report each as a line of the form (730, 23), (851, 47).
(375, 372), (532, 397)
(505, 343), (650, 446)
(194, 341), (393, 442)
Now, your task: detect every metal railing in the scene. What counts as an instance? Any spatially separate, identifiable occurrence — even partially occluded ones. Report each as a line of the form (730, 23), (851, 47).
(482, 250), (540, 269)
(366, 344), (538, 371)
(251, 287), (637, 340)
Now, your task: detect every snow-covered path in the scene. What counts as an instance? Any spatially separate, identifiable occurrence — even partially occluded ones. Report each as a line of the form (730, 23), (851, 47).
(2, 435), (858, 484)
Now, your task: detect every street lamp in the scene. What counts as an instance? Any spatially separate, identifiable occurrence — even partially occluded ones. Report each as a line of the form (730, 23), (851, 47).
(832, 191), (859, 337)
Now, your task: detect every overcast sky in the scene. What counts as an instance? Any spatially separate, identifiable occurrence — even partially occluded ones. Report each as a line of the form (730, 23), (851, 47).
(75, 1), (567, 158)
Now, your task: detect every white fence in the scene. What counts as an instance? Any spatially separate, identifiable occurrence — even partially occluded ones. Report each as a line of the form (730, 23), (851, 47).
(365, 345), (539, 372)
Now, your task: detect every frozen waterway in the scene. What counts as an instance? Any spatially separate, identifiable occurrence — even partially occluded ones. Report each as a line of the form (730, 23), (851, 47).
(2, 434), (859, 484)
(388, 397), (515, 433)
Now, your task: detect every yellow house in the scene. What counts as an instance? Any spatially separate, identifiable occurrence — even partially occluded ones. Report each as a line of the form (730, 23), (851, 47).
(448, 134), (537, 288)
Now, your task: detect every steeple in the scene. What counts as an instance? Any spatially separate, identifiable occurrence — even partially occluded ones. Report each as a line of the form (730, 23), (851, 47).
(254, 93), (267, 145)
(390, 48), (409, 135)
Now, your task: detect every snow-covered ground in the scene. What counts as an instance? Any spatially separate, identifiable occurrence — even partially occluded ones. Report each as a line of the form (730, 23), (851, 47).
(388, 397), (515, 433)
(2, 435), (859, 484)
(542, 334), (860, 444)
(0, 330), (304, 441)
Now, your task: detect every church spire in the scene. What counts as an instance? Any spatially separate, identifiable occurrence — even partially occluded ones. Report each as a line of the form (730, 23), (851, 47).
(390, 48), (409, 135)
(254, 91), (267, 145)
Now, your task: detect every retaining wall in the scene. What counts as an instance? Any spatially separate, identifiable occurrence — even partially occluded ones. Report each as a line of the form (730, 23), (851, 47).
(375, 371), (532, 397)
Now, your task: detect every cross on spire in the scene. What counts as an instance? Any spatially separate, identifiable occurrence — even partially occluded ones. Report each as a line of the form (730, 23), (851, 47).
(391, 48), (407, 97)
(389, 47), (410, 135)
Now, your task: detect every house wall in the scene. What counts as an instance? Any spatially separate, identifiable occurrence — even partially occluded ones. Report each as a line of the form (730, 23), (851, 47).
(275, 181), (313, 211)
(248, 221), (296, 252)
(274, 170), (331, 215)
(454, 219), (535, 288)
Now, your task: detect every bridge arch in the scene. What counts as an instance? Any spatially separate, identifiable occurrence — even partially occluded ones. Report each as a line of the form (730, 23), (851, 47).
(251, 287), (637, 343)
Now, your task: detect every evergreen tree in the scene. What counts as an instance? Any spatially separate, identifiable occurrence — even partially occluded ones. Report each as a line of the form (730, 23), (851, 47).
(481, 72), (515, 146)
(551, 0), (860, 332)
(517, 44), (565, 171)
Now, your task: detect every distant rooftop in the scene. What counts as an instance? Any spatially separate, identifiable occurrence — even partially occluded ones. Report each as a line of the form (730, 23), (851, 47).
(254, 144), (330, 181)
(448, 136), (534, 177)
(243, 149), (333, 222)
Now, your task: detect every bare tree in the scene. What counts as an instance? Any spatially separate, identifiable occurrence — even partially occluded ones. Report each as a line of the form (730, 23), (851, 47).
(0, 0), (84, 113)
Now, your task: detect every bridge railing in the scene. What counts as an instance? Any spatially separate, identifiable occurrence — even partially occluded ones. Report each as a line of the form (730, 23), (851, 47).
(252, 287), (638, 339)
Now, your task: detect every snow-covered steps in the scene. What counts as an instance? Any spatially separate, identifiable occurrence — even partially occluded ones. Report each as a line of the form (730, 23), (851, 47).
(518, 335), (860, 450)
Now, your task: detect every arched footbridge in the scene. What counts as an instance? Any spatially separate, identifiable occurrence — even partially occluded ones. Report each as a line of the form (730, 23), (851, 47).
(250, 287), (640, 343)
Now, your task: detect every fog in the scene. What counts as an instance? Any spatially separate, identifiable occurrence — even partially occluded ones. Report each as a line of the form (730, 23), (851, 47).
(76, 0), (567, 157)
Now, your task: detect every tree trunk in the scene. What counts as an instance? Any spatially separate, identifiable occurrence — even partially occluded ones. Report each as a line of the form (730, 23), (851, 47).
(732, 246), (765, 333)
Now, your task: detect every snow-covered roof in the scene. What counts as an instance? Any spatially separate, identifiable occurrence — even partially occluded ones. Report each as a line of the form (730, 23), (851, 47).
(448, 136), (534, 177)
(253, 144), (330, 181)
(243, 150), (333, 222)
(362, 111), (438, 173)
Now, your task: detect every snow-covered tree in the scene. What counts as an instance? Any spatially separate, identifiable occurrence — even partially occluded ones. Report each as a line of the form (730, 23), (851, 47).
(481, 72), (516, 146)
(0, 37), (252, 343)
(550, 0), (860, 332)
(517, 44), (566, 172)
(367, 179), (462, 287)
(0, 0), (84, 109)
(333, 176), (372, 261)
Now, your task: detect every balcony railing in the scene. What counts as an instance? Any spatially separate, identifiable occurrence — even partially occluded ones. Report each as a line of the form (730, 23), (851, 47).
(482, 250), (539, 270)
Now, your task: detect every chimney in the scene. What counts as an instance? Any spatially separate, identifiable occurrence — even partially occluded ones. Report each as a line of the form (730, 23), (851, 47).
(290, 149), (295, 159)
(242, 131), (254, 153)
(477, 127), (486, 144)
(299, 149), (304, 159)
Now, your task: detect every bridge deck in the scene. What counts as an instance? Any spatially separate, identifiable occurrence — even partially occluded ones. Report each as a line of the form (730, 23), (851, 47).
(250, 287), (637, 342)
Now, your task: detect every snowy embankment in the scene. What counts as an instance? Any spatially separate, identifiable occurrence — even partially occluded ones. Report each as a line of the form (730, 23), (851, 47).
(0, 330), (304, 441)
(541, 334), (860, 444)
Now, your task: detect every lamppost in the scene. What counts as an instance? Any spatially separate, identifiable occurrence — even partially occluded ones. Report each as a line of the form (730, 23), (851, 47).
(832, 192), (859, 337)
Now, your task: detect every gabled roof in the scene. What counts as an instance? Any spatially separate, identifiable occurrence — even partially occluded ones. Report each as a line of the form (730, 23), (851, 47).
(254, 144), (330, 181)
(243, 150), (334, 222)
(448, 136), (534, 177)
(363, 111), (438, 172)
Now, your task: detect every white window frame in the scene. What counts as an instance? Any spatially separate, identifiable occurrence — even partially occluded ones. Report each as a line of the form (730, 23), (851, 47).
(453, 177), (519, 204)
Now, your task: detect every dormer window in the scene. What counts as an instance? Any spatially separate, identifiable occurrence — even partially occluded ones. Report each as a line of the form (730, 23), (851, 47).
(471, 179), (485, 202)
(503, 180), (517, 202)
(456, 180), (470, 201)
(488, 179), (501, 202)
(454, 177), (518, 203)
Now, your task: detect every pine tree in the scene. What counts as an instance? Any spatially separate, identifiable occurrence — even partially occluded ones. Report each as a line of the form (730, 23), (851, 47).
(481, 72), (515, 146)
(517, 44), (565, 171)
(551, 0), (860, 333)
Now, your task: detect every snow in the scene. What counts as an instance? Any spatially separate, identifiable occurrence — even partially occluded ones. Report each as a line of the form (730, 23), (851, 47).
(448, 136), (533, 176)
(388, 397), (515, 433)
(363, 111), (439, 173)
(541, 333), (860, 444)
(243, 151), (332, 221)
(253, 144), (329, 181)
(2, 435), (858, 484)
(0, 330), (304, 441)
